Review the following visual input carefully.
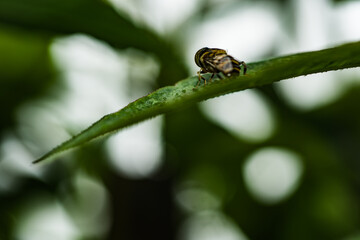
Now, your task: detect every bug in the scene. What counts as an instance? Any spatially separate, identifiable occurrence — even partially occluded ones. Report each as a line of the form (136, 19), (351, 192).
(194, 47), (247, 86)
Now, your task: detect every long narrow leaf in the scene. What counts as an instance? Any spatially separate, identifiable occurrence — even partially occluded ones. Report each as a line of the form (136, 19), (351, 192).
(34, 41), (360, 163)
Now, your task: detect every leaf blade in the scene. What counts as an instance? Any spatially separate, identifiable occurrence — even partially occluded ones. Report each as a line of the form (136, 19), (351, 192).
(34, 41), (360, 163)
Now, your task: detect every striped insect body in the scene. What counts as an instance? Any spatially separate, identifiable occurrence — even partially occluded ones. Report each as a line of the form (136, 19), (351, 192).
(194, 47), (247, 86)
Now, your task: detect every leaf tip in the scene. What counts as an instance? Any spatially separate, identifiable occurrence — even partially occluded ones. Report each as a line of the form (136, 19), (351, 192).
(33, 150), (57, 164)
(32, 155), (47, 164)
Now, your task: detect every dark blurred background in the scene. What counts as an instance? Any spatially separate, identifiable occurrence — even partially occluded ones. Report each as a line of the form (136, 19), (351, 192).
(0, 0), (360, 239)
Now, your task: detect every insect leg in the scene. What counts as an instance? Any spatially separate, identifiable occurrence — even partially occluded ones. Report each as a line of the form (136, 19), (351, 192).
(238, 61), (247, 75)
(196, 71), (206, 87)
(208, 73), (215, 84)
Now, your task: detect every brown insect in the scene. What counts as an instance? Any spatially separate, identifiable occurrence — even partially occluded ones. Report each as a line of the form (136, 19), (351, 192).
(194, 47), (247, 86)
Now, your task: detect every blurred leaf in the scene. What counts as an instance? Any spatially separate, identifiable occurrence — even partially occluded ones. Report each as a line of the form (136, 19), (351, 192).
(0, 0), (165, 53)
(0, 25), (55, 130)
(0, 0), (188, 85)
(33, 41), (360, 163)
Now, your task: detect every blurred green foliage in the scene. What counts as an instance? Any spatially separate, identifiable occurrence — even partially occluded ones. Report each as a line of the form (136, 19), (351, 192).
(0, 25), (55, 130)
(0, 0), (359, 240)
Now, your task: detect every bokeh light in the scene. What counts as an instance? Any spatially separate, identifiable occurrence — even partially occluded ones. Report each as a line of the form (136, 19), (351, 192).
(61, 172), (110, 238)
(16, 194), (80, 240)
(175, 183), (221, 213)
(243, 147), (304, 204)
(276, 72), (344, 110)
(179, 211), (248, 240)
(106, 117), (163, 178)
(200, 90), (275, 143)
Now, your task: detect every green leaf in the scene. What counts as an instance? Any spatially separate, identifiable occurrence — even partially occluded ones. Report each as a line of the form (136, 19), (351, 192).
(34, 41), (360, 163)
(0, 0), (164, 52)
